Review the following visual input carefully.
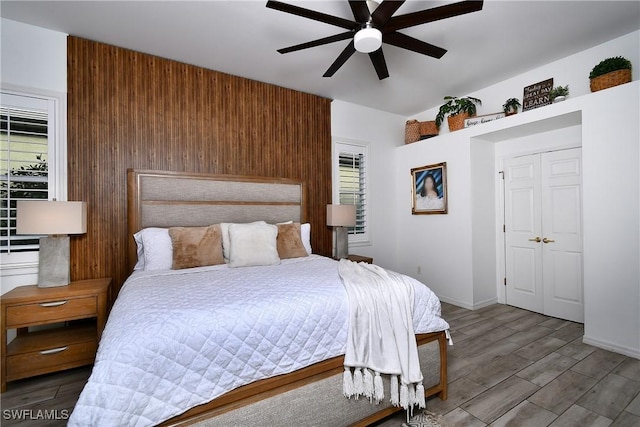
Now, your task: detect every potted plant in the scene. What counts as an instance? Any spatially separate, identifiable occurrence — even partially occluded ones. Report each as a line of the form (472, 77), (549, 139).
(502, 98), (521, 116)
(550, 85), (569, 103)
(589, 56), (632, 92)
(435, 96), (482, 132)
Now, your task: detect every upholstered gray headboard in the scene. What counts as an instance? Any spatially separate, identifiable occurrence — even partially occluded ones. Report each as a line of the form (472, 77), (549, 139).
(127, 169), (307, 270)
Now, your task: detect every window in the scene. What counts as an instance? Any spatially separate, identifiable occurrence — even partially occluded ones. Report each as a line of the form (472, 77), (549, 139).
(334, 140), (369, 245)
(1, 93), (55, 254)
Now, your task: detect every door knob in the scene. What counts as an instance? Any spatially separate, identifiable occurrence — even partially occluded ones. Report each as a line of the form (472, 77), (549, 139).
(528, 237), (541, 243)
(542, 237), (555, 244)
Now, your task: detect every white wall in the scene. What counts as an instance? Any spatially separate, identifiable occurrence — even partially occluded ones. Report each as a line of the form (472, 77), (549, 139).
(394, 135), (475, 308)
(393, 82), (640, 357)
(1, 18), (67, 93)
(0, 19), (68, 295)
(413, 30), (640, 134)
(386, 29), (640, 357)
(581, 83), (640, 358)
(331, 100), (405, 271)
(470, 138), (497, 306)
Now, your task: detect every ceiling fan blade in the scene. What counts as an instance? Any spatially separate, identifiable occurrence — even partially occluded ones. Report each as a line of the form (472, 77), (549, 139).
(385, 0), (484, 32)
(368, 48), (389, 80)
(278, 32), (354, 54)
(266, 0), (358, 30)
(349, 1), (371, 23)
(371, 0), (406, 27)
(323, 41), (356, 77)
(384, 32), (447, 58)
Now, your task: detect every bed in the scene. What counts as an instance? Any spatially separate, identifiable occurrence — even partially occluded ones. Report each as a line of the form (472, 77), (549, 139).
(69, 169), (449, 427)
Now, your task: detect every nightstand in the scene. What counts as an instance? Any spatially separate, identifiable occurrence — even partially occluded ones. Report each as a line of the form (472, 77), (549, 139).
(1, 278), (111, 392)
(347, 254), (373, 264)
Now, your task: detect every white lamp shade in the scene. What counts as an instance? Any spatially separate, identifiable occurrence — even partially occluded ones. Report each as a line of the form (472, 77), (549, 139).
(327, 204), (356, 227)
(17, 201), (87, 235)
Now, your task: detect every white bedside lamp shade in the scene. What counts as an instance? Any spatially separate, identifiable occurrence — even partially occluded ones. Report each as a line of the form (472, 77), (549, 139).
(327, 204), (356, 259)
(327, 204), (356, 227)
(17, 201), (87, 235)
(17, 201), (87, 287)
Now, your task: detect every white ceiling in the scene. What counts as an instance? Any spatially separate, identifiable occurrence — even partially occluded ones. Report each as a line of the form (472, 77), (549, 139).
(2, 1), (639, 116)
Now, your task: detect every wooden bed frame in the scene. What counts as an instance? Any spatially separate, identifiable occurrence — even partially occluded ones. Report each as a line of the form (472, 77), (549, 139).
(126, 169), (448, 426)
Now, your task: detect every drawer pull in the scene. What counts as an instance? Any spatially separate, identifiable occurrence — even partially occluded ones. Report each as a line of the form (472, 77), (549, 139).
(39, 300), (68, 308)
(40, 347), (68, 355)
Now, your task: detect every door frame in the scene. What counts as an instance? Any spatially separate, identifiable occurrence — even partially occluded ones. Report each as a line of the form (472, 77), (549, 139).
(494, 128), (582, 305)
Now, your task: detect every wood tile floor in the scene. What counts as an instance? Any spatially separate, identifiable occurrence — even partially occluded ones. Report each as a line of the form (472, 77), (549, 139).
(1, 303), (639, 426)
(378, 303), (640, 427)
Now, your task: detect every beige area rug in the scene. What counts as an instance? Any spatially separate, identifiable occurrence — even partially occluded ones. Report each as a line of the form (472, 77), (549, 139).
(401, 410), (448, 427)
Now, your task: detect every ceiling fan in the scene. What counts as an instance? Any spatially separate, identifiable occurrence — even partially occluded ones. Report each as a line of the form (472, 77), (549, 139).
(266, 0), (484, 80)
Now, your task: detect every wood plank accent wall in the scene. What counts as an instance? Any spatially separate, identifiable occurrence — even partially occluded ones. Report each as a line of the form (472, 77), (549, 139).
(67, 37), (332, 297)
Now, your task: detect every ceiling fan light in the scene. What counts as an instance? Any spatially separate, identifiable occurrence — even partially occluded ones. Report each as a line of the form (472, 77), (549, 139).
(354, 27), (382, 53)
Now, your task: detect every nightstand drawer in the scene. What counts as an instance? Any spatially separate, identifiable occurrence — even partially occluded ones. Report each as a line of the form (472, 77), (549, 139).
(6, 339), (97, 381)
(6, 296), (97, 327)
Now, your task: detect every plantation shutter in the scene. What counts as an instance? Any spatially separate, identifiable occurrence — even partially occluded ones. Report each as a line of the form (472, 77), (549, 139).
(0, 104), (50, 253)
(338, 151), (366, 236)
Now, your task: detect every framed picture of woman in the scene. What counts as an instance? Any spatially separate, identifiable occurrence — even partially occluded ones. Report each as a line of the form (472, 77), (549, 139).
(411, 162), (448, 215)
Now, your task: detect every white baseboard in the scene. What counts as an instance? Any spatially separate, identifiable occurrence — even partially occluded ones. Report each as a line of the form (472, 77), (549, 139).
(583, 335), (640, 359)
(472, 297), (499, 310)
(438, 296), (499, 311)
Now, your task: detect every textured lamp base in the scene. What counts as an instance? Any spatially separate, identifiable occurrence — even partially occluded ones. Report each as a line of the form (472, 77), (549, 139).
(335, 226), (349, 260)
(38, 236), (71, 287)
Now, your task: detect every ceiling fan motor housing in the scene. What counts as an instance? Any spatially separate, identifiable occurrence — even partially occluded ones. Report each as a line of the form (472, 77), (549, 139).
(354, 24), (382, 53)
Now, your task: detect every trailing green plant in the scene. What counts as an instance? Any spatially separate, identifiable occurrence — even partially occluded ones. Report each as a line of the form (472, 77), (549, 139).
(502, 98), (521, 114)
(589, 56), (632, 79)
(435, 96), (482, 128)
(550, 85), (569, 100)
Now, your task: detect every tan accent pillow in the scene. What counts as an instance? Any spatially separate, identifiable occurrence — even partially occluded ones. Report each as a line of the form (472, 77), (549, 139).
(277, 223), (308, 259)
(168, 225), (224, 270)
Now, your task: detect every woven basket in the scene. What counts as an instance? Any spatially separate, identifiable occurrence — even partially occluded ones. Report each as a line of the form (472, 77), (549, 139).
(447, 112), (470, 132)
(590, 69), (632, 92)
(405, 120), (421, 144)
(419, 121), (439, 137)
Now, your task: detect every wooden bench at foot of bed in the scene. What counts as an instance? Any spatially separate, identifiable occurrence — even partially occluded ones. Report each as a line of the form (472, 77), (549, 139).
(163, 331), (447, 427)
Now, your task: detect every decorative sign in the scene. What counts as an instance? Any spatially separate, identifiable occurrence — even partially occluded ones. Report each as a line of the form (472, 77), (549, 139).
(464, 112), (506, 128)
(522, 78), (553, 111)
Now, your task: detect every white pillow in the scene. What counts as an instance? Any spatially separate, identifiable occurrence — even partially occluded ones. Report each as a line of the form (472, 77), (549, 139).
(133, 228), (173, 271)
(133, 233), (146, 271)
(228, 223), (280, 268)
(301, 223), (312, 255)
(221, 221), (266, 262)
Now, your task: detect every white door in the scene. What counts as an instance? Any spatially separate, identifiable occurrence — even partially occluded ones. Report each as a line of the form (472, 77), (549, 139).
(504, 148), (583, 323)
(541, 149), (584, 322)
(504, 154), (543, 314)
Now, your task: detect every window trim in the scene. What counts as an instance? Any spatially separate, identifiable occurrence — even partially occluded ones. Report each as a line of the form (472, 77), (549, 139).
(0, 86), (67, 270)
(332, 137), (371, 247)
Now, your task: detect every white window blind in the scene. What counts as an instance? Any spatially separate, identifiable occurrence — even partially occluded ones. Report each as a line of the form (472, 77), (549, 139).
(335, 140), (369, 244)
(1, 104), (50, 253)
(338, 152), (366, 235)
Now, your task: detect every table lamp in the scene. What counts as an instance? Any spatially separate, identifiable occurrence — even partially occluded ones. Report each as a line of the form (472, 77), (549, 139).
(16, 200), (87, 287)
(327, 204), (356, 260)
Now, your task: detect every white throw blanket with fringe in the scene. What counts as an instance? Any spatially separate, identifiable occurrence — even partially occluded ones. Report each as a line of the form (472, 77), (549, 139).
(338, 259), (425, 410)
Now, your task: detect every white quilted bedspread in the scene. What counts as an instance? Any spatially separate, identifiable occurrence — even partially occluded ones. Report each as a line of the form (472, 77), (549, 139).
(69, 255), (449, 427)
